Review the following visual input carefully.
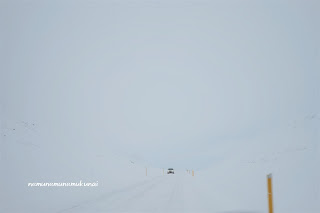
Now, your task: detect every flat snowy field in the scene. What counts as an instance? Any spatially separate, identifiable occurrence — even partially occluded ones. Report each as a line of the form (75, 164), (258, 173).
(1, 125), (319, 213)
(1, 114), (319, 213)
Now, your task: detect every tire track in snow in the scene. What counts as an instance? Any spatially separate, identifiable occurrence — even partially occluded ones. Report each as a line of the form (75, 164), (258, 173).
(57, 175), (163, 213)
(165, 174), (185, 212)
(105, 176), (167, 212)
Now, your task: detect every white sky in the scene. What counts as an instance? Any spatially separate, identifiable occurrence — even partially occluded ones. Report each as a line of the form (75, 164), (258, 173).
(1, 0), (319, 169)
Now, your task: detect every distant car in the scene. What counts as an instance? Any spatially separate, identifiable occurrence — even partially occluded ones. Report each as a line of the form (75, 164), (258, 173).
(167, 168), (174, 174)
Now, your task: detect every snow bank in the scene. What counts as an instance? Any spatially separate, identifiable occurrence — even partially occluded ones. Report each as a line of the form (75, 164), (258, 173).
(197, 116), (319, 213)
(0, 119), (162, 213)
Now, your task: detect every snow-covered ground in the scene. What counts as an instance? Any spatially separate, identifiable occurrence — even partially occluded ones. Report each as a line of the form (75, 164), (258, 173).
(0, 119), (161, 212)
(1, 115), (319, 213)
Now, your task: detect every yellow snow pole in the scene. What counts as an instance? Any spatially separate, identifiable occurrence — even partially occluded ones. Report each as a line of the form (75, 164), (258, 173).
(267, 174), (274, 213)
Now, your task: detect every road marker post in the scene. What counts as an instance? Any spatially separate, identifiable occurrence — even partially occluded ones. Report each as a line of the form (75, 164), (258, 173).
(267, 173), (274, 213)
(192, 170), (194, 176)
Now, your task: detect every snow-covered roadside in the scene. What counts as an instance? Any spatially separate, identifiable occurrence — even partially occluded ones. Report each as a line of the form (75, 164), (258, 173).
(0, 119), (162, 213)
(197, 116), (320, 213)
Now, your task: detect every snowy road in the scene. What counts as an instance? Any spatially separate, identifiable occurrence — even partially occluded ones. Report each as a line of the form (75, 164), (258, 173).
(60, 172), (215, 213)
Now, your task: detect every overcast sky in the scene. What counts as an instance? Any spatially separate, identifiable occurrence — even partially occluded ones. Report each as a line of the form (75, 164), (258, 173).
(1, 0), (319, 169)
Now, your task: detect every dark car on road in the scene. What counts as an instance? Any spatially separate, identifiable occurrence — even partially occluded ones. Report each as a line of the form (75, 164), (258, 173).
(167, 168), (174, 174)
